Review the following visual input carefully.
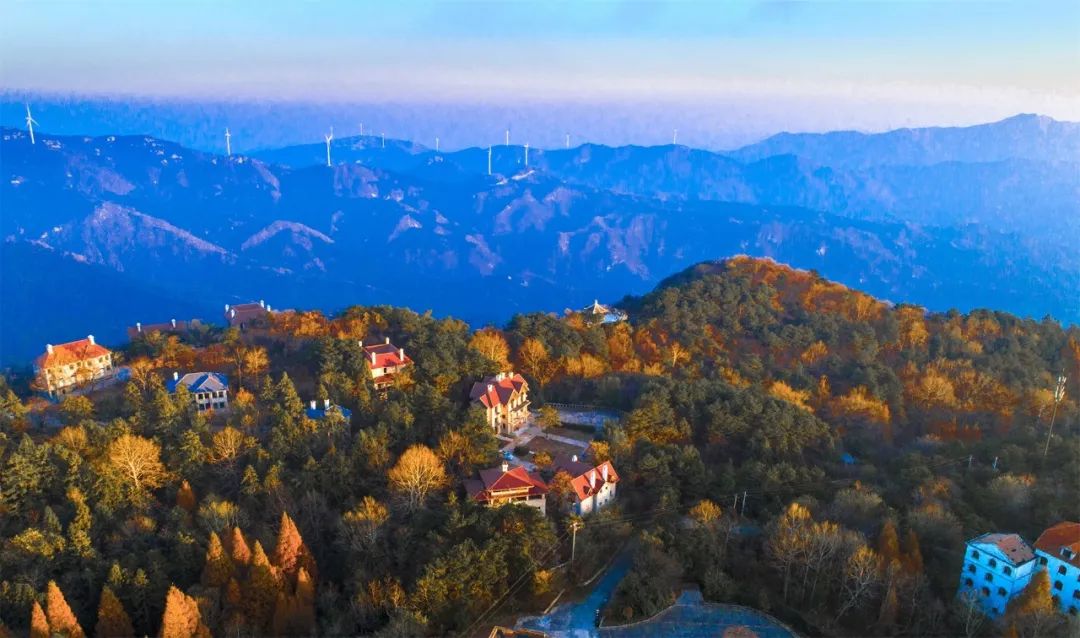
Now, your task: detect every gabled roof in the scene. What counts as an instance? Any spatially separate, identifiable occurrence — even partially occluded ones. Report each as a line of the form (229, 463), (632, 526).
(467, 464), (548, 502)
(968, 532), (1036, 565)
(168, 372), (228, 394)
(1035, 522), (1080, 569)
(127, 320), (190, 340)
(470, 373), (528, 409)
(363, 341), (412, 369)
(225, 302), (269, 324)
(306, 402), (353, 420)
(551, 457), (619, 503)
(36, 338), (111, 369)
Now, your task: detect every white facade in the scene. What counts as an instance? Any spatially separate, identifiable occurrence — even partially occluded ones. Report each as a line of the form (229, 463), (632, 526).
(1037, 547), (1080, 617)
(576, 479), (617, 516)
(957, 534), (1037, 617)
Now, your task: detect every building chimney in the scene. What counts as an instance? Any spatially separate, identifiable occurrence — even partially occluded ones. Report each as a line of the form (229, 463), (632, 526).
(324, 399), (330, 409)
(87, 334), (95, 345)
(501, 461), (509, 473)
(46, 344), (54, 354)
(496, 372), (504, 381)
(358, 340), (364, 348)
(589, 470), (597, 485)
(398, 348), (405, 361)
(385, 336), (390, 345)
(230, 309), (236, 318)
(571, 454), (578, 463)
(225, 304), (230, 312)
(136, 322), (142, 333)
(266, 305), (271, 312)
(173, 371), (179, 381)
(259, 299), (265, 308)
(310, 400), (317, 410)
(601, 464), (609, 481)
(371, 352), (377, 365)
(170, 318), (177, 328)
(487, 384), (494, 392)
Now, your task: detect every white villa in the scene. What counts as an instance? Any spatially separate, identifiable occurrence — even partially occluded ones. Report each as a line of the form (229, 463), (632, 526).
(957, 532), (1037, 617)
(1034, 521), (1080, 617)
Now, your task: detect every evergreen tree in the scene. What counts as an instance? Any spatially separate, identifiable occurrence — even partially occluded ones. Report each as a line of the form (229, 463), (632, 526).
(877, 520), (901, 565)
(95, 587), (135, 638)
(228, 526), (252, 566)
(45, 580), (85, 638)
(271, 512), (317, 583)
(243, 541), (280, 633)
(901, 528), (924, 575)
(176, 480), (196, 512)
(66, 488), (94, 559)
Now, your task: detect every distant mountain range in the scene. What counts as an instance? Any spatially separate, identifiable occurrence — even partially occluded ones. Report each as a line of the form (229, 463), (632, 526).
(2, 114), (1077, 366)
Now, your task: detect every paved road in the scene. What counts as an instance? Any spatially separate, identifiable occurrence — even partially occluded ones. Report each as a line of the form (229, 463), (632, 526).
(600, 591), (797, 638)
(517, 554), (633, 638)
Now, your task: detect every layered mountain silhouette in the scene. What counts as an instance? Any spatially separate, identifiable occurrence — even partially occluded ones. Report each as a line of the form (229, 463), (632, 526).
(2, 115), (1077, 365)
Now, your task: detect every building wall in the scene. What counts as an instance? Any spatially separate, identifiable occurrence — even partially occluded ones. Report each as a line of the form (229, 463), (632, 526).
(957, 543), (1036, 617)
(39, 354), (115, 395)
(193, 389), (229, 412)
(576, 480), (617, 517)
(1037, 551), (1080, 617)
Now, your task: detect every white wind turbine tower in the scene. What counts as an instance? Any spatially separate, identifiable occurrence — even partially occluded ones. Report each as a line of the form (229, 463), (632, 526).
(487, 146), (492, 176)
(24, 105), (38, 145)
(672, 128), (678, 145)
(381, 132), (385, 149)
(505, 129), (510, 146)
(324, 127), (334, 167)
(524, 142), (529, 167)
(224, 127), (232, 157)
(565, 132), (570, 149)
(359, 122), (364, 136)
(435, 136), (440, 152)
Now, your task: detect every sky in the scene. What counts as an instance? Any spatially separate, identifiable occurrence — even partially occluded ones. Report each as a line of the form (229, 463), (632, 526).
(2, 1), (1079, 144)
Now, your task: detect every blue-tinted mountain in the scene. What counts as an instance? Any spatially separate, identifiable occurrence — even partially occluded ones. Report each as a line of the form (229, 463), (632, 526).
(2, 126), (1076, 366)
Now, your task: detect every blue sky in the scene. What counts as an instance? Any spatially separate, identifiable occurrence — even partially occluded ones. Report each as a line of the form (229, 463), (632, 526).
(2, 1), (1078, 133)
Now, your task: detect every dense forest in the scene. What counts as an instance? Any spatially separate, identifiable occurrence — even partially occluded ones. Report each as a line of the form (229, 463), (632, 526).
(1, 256), (1077, 637)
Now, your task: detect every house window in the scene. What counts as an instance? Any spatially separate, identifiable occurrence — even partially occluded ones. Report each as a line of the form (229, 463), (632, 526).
(1004, 566), (1012, 576)
(997, 587), (1006, 596)
(965, 578), (974, 587)
(985, 573), (993, 582)
(989, 559), (998, 568)
(1054, 581), (1063, 591)
(1059, 565), (1068, 575)
(1072, 591), (1079, 600)
(971, 550), (981, 560)
(1040, 556), (1048, 565)
(981, 587), (990, 597)
(968, 564), (976, 573)
(1069, 606), (1078, 616)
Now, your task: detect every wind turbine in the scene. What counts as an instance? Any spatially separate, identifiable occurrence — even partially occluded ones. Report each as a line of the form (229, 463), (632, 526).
(224, 127), (232, 157)
(565, 132), (570, 149)
(324, 127), (334, 167)
(435, 136), (440, 152)
(487, 146), (492, 176)
(672, 129), (678, 145)
(505, 128), (510, 146)
(24, 105), (38, 145)
(524, 143), (529, 167)
(359, 122), (364, 136)
(381, 132), (385, 149)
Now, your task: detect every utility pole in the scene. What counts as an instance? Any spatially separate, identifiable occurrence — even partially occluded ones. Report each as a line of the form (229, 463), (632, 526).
(1043, 374), (1067, 460)
(732, 493), (738, 512)
(992, 456), (999, 470)
(570, 519), (583, 566)
(740, 491), (748, 517)
(967, 455), (973, 470)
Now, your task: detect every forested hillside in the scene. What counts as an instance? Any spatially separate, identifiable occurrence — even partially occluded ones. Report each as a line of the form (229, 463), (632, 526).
(1, 257), (1077, 637)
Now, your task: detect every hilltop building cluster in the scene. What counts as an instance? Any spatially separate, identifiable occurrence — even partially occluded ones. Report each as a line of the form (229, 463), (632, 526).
(465, 453), (620, 518)
(958, 522), (1080, 618)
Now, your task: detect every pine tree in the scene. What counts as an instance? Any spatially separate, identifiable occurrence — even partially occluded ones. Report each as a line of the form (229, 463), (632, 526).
(158, 585), (210, 638)
(243, 541), (280, 633)
(66, 488), (94, 559)
(29, 600), (49, 638)
(176, 480), (196, 512)
(293, 567), (316, 634)
(201, 531), (234, 588)
(228, 526), (251, 566)
(271, 512), (317, 583)
(45, 581), (85, 638)
(95, 587), (135, 638)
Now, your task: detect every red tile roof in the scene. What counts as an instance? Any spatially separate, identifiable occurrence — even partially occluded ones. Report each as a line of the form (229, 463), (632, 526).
(551, 458), (619, 503)
(466, 465), (548, 503)
(470, 373), (528, 409)
(971, 533), (1036, 565)
(36, 338), (111, 369)
(225, 302), (269, 326)
(1035, 522), (1080, 569)
(364, 342), (412, 369)
(127, 320), (190, 340)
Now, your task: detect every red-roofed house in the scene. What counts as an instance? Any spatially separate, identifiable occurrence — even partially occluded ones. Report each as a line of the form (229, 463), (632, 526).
(550, 455), (619, 516)
(225, 301), (271, 330)
(361, 338), (413, 391)
(127, 318), (200, 341)
(470, 372), (530, 435)
(464, 462), (548, 515)
(1034, 521), (1080, 615)
(34, 335), (115, 397)
(957, 532), (1038, 617)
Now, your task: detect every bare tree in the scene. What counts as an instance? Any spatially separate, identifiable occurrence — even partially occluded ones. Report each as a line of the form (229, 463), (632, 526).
(107, 434), (167, 494)
(387, 445), (447, 511)
(954, 590), (987, 638)
(835, 545), (881, 623)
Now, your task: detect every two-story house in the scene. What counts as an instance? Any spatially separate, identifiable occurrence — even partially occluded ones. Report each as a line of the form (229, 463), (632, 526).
(225, 301), (272, 330)
(168, 372), (229, 412)
(550, 455), (620, 516)
(957, 532), (1038, 617)
(34, 336), (115, 397)
(469, 372), (530, 435)
(360, 338), (412, 391)
(1034, 521), (1080, 617)
(465, 462), (548, 515)
(127, 318), (199, 341)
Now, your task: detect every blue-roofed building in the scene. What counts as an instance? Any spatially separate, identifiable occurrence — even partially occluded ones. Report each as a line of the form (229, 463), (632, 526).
(306, 399), (352, 420)
(168, 371), (229, 412)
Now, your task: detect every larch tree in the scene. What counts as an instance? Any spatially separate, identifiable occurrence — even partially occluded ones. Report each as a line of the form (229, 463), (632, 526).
(228, 526), (252, 566)
(95, 587), (135, 638)
(272, 512), (317, 583)
(29, 600), (49, 638)
(176, 480), (196, 512)
(1006, 569), (1061, 638)
(877, 520), (901, 565)
(45, 580), (85, 638)
(387, 444), (447, 512)
(244, 541), (281, 633)
(201, 531), (234, 588)
(158, 585), (210, 638)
